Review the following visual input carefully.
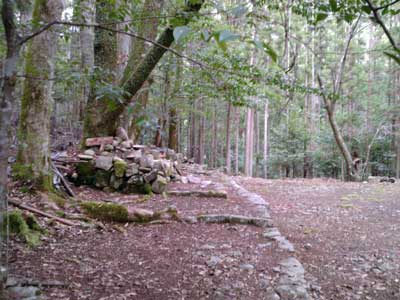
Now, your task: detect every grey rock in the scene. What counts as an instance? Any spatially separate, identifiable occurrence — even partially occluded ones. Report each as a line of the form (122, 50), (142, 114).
(100, 151), (112, 156)
(151, 175), (167, 194)
(78, 154), (93, 160)
(144, 171), (158, 183)
(121, 140), (132, 149)
(200, 244), (216, 250)
(140, 154), (154, 169)
(110, 174), (124, 190)
(84, 149), (95, 156)
(125, 163), (139, 177)
(239, 264), (255, 271)
(187, 175), (202, 184)
(275, 236), (295, 252)
(104, 144), (114, 151)
(263, 228), (281, 239)
(150, 149), (161, 159)
(95, 156), (113, 171)
(7, 286), (40, 300)
(183, 216), (198, 224)
(207, 256), (222, 267)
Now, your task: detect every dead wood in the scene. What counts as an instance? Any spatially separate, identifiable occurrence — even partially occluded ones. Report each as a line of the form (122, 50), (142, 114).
(50, 161), (76, 197)
(167, 190), (227, 198)
(85, 136), (113, 147)
(9, 199), (77, 226)
(197, 214), (273, 228)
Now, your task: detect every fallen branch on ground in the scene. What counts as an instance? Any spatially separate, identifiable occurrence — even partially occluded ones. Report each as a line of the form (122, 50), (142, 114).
(197, 214), (273, 228)
(9, 199), (77, 226)
(167, 190), (227, 198)
(51, 161), (76, 197)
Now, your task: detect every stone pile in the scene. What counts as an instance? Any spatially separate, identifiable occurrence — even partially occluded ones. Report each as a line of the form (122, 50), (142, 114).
(71, 132), (183, 194)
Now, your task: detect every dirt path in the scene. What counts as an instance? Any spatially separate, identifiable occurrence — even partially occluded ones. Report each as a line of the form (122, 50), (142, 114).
(8, 170), (302, 300)
(9, 173), (399, 300)
(238, 177), (400, 300)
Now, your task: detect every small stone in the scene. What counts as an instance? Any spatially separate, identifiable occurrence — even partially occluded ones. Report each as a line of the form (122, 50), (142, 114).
(151, 175), (167, 194)
(183, 216), (198, 224)
(181, 176), (188, 184)
(150, 149), (161, 159)
(84, 149), (95, 156)
(239, 264), (255, 271)
(110, 174), (123, 190)
(100, 151), (112, 156)
(126, 150), (142, 160)
(125, 163), (139, 177)
(207, 256), (222, 267)
(140, 154), (154, 169)
(200, 244), (215, 250)
(95, 156), (113, 171)
(104, 144), (114, 151)
(78, 154), (93, 160)
(121, 140), (132, 149)
(304, 243), (312, 250)
(114, 160), (127, 177)
(187, 175), (201, 184)
(263, 228), (281, 239)
(144, 171), (158, 183)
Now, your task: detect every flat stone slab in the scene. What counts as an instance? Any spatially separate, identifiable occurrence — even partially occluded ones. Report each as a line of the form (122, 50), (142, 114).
(197, 214), (273, 228)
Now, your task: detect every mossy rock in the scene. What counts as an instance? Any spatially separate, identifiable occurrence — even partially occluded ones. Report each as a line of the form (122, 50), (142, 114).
(114, 160), (127, 178)
(80, 201), (129, 222)
(95, 170), (112, 188)
(3, 211), (42, 246)
(75, 161), (96, 185)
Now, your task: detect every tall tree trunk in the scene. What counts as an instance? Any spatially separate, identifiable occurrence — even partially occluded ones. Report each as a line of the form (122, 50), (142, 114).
(234, 106), (240, 175)
(211, 108), (217, 168)
(83, 0), (118, 138)
(127, 0), (163, 141)
(1, 0), (22, 289)
(84, 1), (203, 137)
(17, 0), (64, 187)
(245, 108), (254, 176)
(254, 110), (260, 177)
(79, 0), (95, 124)
(263, 100), (269, 178)
(225, 101), (232, 174)
(168, 56), (182, 151)
(198, 99), (205, 165)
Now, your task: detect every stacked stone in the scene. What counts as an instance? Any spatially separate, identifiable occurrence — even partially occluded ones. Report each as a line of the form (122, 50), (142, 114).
(73, 136), (182, 194)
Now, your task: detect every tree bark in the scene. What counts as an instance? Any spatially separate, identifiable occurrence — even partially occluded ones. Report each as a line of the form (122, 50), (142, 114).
(234, 106), (240, 175)
(245, 107), (254, 177)
(79, 0), (95, 123)
(84, 1), (204, 137)
(225, 101), (232, 174)
(17, 0), (64, 186)
(168, 56), (182, 151)
(1, 0), (22, 288)
(211, 108), (217, 168)
(263, 101), (269, 178)
(127, 0), (163, 141)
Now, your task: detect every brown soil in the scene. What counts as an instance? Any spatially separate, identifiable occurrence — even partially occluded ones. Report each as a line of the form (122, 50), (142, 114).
(238, 177), (400, 300)
(8, 174), (400, 299)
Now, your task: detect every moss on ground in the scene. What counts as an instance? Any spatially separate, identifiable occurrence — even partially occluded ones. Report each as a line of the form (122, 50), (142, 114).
(80, 201), (129, 222)
(3, 211), (43, 246)
(48, 192), (67, 208)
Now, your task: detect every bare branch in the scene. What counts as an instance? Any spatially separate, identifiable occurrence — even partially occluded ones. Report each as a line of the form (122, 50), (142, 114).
(364, 0), (399, 52)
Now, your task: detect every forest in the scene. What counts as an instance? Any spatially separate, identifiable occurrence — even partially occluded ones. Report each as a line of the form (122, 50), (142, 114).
(0, 0), (399, 299)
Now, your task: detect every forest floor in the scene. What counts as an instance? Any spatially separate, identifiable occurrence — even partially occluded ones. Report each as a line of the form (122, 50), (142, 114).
(7, 167), (400, 300)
